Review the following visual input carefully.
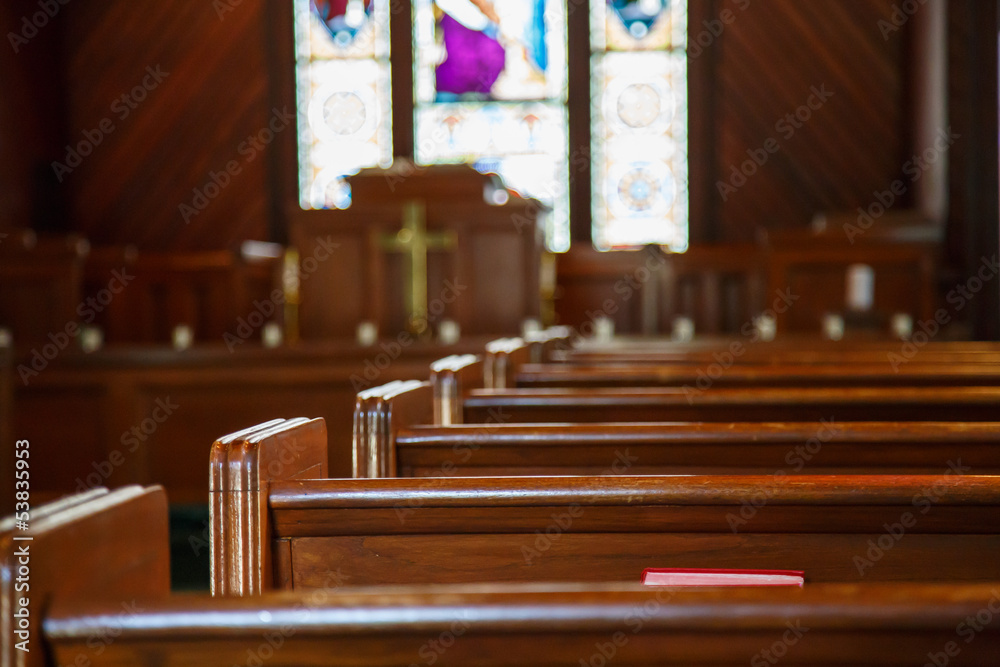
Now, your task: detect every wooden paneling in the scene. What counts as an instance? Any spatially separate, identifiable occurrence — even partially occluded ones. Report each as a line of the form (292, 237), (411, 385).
(58, 0), (275, 249)
(713, 0), (906, 240)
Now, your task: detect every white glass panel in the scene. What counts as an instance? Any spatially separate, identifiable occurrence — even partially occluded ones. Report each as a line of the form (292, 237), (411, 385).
(592, 50), (688, 250)
(295, 0), (392, 209)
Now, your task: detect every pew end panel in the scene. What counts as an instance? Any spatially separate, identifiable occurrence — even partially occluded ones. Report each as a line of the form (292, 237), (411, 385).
(354, 380), (432, 478)
(210, 418), (327, 596)
(379, 381), (433, 478)
(1, 485), (169, 667)
(429, 354), (483, 425)
(352, 384), (390, 478)
(484, 337), (530, 390)
(524, 325), (574, 363)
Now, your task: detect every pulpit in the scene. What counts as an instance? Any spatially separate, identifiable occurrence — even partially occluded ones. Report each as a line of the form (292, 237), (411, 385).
(290, 161), (544, 339)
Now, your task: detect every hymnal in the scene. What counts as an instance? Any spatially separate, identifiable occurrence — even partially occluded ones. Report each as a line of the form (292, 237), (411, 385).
(640, 568), (804, 587)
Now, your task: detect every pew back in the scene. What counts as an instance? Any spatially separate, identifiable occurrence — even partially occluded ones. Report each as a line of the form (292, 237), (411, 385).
(360, 378), (1000, 477)
(463, 386), (1000, 423)
(262, 472), (1000, 589)
(516, 362), (1000, 388)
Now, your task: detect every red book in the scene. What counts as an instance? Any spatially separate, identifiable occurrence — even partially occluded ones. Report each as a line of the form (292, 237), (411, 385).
(640, 568), (804, 587)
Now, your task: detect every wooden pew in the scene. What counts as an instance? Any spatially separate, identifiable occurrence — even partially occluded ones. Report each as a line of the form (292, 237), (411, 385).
(516, 361), (1000, 388)
(354, 380), (1000, 477)
(11, 483), (1000, 665)
(44, 583), (1000, 666)
(261, 473), (1000, 586)
(362, 383), (1000, 477)
(462, 385), (1000, 423)
(209, 417), (327, 596)
(214, 419), (1000, 591)
(561, 338), (1000, 365)
(1, 485), (170, 667)
(431, 342), (1000, 423)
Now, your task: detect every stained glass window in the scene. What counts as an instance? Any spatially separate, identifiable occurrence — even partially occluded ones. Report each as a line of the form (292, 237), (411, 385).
(413, 0), (570, 251)
(294, 0), (690, 253)
(295, 0), (393, 210)
(592, 1), (689, 251)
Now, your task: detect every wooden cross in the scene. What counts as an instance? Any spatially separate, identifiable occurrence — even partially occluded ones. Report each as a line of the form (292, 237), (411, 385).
(378, 200), (457, 333)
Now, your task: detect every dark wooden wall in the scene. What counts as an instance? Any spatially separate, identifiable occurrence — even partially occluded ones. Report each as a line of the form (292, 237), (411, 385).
(706, 0), (907, 241)
(0, 0), (68, 234)
(1, 0), (277, 249)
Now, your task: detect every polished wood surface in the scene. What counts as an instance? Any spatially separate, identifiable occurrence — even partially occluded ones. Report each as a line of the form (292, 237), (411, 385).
(210, 418), (327, 596)
(1, 486), (169, 667)
(563, 339), (1000, 365)
(395, 421), (1000, 477)
(463, 385), (1000, 423)
(12, 487), (1000, 666)
(358, 372), (1000, 477)
(43, 583), (1000, 666)
(266, 474), (1000, 587)
(517, 362), (1000, 388)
